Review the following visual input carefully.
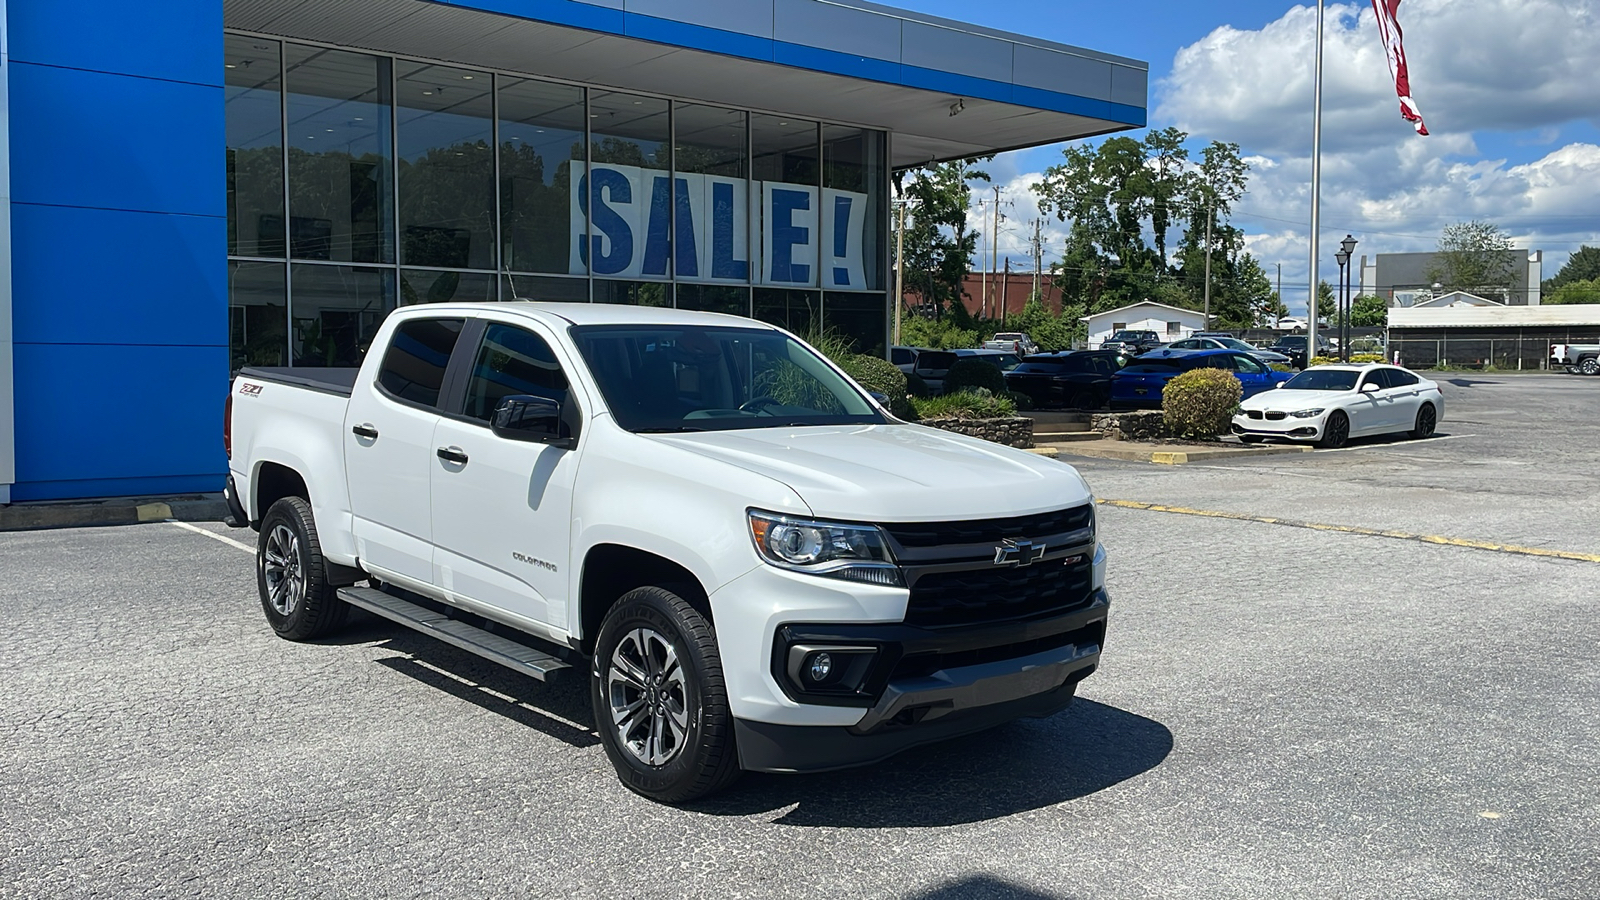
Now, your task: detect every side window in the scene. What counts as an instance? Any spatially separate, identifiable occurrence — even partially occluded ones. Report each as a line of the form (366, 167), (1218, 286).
(378, 318), (465, 407)
(891, 348), (912, 366)
(1362, 369), (1393, 391)
(1111, 322), (1127, 333)
(1232, 354), (1267, 374)
(1166, 321), (1182, 336)
(1388, 368), (1418, 386)
(464, 323), (569, 423)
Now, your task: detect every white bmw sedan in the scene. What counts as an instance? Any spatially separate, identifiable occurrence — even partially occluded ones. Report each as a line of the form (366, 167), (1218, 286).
(1231, 364), (1443, 448)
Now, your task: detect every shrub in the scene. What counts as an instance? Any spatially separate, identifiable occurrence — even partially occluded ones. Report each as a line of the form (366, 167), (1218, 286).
(1269, 363), (1296, 373)
(837, 353), (916, 420)
(912, 389), (1017, 420)
(1161, 368), (1242, 440)
(1007, 390), (1035, 411)
(944, 358), (1008, 395)
(1310, 353), (1386, 366)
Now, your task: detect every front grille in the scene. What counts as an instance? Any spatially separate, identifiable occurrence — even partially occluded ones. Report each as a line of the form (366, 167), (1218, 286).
(883, 504), (1093, 549)
(1265, 411), (1287, 420)
(1247, 410), (1264, 420)
(905, 554), (1095, 628)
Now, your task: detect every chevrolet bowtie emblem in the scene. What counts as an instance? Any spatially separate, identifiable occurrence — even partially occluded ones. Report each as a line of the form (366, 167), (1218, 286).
(993, 538), (1047, 567)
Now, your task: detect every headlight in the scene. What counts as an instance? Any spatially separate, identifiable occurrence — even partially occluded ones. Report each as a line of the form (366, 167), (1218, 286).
(1290, 408), (1325, 418)
(748, 511), (903, 587)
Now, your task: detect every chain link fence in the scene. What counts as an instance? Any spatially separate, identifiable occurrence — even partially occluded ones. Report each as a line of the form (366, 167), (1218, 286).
(1388, 327), (1600, 370)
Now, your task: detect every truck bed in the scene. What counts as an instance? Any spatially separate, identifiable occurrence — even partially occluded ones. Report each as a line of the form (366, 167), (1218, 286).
(239, 367), (359, 398)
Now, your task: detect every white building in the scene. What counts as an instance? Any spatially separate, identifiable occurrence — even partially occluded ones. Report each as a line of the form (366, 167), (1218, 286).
(1081, 301), (1207, 349)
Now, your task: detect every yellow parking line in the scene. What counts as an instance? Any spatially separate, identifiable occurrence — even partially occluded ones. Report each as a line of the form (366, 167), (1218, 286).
(1096, 499), (1600, 564)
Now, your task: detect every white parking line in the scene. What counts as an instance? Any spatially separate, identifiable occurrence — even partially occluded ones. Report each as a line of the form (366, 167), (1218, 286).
(1311, 433), (1477, 453)
(167, 519), (255, 554)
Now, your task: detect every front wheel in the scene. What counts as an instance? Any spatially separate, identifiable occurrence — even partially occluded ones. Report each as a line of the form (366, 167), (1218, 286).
(591, 586), (740, 803)
(1410, 403), (1437, 439)
(256, 496), (349, 641)
(1316, 411), (1350, 449)
(1580, 357), (1600, 376)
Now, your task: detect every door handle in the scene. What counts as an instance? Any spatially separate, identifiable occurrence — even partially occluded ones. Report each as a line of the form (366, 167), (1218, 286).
(351, 424), (379, 439)
(436, 446), (469, 465)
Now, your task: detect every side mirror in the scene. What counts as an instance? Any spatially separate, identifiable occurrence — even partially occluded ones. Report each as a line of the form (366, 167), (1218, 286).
(867, 390), (890, 405)
(492, 394), (572, 447)
(1359, 382), (1379, 393)
(1274, 381), (1286, 389)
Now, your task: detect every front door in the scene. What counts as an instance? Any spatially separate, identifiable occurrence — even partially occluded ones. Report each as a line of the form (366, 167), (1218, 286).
(345, 316), (465, 586)
(1228, 353), (1276, 398)
(430, 321), (581, 630)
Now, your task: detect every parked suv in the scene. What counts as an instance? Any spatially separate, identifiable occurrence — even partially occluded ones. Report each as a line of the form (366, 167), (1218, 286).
(1100, 330), (1164, 355)
(1268, 334), (1333, 368)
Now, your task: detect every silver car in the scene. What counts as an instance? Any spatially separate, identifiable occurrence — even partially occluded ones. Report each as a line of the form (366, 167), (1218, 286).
(1165, 336), (1291, 366)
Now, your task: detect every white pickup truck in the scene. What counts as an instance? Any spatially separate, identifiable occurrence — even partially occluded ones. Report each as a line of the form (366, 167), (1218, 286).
(225, 302), (1108, 802)
(1549, 343), (1600, 375)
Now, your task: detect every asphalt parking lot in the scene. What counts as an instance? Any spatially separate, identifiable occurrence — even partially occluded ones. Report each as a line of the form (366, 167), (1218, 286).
(2, 373), (1596, 899)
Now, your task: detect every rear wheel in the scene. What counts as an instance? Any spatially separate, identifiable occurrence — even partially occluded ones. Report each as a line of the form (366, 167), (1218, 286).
(1580, 357), (1600, 376)
(1316, 411), (1350, 449)
(591, 586), (740, 803)
(1410, 403), (1437, 439)
(256, 496), (349, 641)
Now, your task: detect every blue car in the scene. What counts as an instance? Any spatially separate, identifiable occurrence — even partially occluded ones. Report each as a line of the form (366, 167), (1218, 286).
(1109, 348), (1282, 410)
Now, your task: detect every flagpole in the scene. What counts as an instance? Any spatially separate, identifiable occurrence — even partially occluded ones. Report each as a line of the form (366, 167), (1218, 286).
(1307, 0), (1324, 365)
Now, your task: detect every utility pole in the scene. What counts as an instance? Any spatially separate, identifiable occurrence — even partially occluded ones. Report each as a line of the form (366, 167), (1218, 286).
(1001, 258), (1011, 319)
(893, 199), (908, 347)
(1202, 201), (1213, 329)
(989, 185), (1001, 321)
(1276, 262), (1283, 327)
(1031, 218), (1043, 303)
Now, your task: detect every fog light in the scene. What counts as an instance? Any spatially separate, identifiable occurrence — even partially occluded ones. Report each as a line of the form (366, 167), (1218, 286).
(807, 652), (833, 683)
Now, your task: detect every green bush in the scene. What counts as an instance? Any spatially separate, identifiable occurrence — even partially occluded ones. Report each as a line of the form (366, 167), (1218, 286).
(1007, 390), (1035, 411)
(1309, 353), (1386, 366)
(837, 353), (916, 420)
(1269, 363), (1296, 373)
(1161, 368), (1242, 440)
(912, 389), (1017, 420)
(944, 358), (1008, 395)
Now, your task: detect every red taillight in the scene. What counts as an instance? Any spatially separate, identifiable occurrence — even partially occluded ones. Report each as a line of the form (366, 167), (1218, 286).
(224, 391), (233, 460)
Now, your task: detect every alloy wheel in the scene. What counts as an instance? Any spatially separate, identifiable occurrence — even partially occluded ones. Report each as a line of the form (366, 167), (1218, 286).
(607, 627), (690, 767)
(1417, 404), (1436, 437)
(262, 524), (305, 617)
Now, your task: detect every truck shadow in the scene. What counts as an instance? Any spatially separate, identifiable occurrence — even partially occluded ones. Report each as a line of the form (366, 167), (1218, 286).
(907, 875), (1076, 899)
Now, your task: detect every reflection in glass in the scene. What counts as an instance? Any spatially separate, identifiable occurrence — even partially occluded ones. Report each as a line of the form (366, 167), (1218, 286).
(285, 45), (393, 263)
(226, 37), (284, 258)
(396, 62), (494, 269)
(675, 284), (750, 317)
(674, 104), (748, 285)
(290, 264), (395, 366)
(752, 116), (819, 289)
(754, 288), (818, 336)
(587, 92), (671, 280)
(401, 269), (496, 305)
(500, 79), (586, 275)
(595, 280), (671, 307)
(824, 292), (888, 357)
(822, 126), (886, 291)
(504, 274), (590, 303)
(229, 261), (288, 371)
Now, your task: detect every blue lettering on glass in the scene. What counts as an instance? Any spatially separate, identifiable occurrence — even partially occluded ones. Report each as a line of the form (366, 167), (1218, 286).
(711, 182), (747, 280)
(586, 169), (633, 276)
(832, 195), (852, 286)
(674, 178), (699, 278)
(642, 176), (673, 277)
(770, 188), (810, 284)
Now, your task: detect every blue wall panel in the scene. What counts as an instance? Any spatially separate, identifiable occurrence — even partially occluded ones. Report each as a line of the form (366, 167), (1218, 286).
(11, 205), (227, 347)
(10, 343), (228, 496)
(8, 0), (220, 87)
(10, 63), (224, 217)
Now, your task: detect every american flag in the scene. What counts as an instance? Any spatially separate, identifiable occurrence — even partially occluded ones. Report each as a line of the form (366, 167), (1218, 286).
(1372, 0), (1428, 135)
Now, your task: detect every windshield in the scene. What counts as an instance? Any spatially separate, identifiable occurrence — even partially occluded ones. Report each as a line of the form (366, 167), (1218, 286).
(1110, 331), (1147, 341)
(1282, 369), (1359, 391)
(1218, 338), (1258, 351)
(570, 325), (885, 433)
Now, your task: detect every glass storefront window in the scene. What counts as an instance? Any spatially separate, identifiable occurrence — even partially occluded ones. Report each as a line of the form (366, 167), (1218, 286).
(285, 46), (394, 264)
(290, 264), (395, 366)
(226, 37), (283, 258)
(586, 92), (671, 280)
(673, 104), (748, 285)
(396, 62), (494, 270)
(401, 269), (496, 305)
(229, 261), (288, 371)
(595, 280), (671, 307)
(822, 126), (885, 292)
(751, 116), (819, 290)
(505, 274), (590, 303)
(754, 288), (818, 336)
(675, 284), (750, 316)
(824, 292), (888, 357)
(499, 79), (586, 276)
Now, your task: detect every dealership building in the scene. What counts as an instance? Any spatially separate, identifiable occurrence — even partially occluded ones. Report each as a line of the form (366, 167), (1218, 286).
(0, 0), (1145, 503)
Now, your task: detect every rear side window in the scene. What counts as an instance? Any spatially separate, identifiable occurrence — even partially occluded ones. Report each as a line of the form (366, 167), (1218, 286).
(1387, 368), (1418, 386)
(917, 352), (956, 371)
(378, 318), (464, 407)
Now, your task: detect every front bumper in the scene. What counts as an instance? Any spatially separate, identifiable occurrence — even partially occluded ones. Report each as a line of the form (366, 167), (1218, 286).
(1231, 411), (1325, 440)
(734, 588), (1108, 773)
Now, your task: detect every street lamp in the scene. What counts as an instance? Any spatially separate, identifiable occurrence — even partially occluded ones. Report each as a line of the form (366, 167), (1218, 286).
(1336, 234), (1358, 362)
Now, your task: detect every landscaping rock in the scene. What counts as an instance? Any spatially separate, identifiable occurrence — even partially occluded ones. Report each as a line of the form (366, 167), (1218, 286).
(1090, 410), (1167, 442)
(920, 416), (1035, 449)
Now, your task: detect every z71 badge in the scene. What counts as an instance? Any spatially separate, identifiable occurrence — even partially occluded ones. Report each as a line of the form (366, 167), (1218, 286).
(238, 383), (264, 396)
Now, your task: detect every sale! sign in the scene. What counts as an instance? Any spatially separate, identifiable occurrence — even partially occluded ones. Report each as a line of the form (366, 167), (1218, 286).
(568, 162), (869, 289)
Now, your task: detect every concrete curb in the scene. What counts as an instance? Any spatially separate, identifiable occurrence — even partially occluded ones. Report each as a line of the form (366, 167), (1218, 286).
(1040, 440), (1315, 465)
(0, 495), (231, 532)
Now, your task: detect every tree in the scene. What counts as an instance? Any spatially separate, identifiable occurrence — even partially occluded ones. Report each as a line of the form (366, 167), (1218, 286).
(894, 158), (991, 320)
(1350, 294), (1389, 326)
(1425, 220), (1518, 299)
(1544, 245), (1600, 292)
(1316, 280), (1337, 322)
(1544, 278), (1600, 305)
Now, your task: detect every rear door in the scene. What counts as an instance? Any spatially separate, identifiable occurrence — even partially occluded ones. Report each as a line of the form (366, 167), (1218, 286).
(344, 316), (466, 585)
(1381, 367), (1424, 429)
(1350, 368), (1395, 433)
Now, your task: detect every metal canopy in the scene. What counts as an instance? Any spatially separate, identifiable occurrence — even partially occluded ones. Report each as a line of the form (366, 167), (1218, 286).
(223, 0), (1147, 167)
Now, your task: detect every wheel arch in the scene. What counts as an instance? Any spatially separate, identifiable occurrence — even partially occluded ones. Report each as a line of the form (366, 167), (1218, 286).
(578, 544), (709, 655)
(253, 461), (310, 522)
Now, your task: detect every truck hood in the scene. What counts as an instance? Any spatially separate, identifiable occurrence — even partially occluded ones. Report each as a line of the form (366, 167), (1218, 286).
(650, 424), (1090, 522)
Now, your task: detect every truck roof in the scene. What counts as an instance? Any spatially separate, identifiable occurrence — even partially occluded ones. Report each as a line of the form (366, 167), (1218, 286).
(400, 301), (778, 331)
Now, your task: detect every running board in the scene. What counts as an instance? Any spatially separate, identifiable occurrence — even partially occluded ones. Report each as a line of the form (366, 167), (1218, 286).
(337, 586), (575, 683)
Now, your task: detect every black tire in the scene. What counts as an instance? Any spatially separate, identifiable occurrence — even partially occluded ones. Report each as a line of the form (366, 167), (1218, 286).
(1410, 403), (1437, 439)
(1316, 411), (1350, 449)
(256, 496), (349, 641)
(1580, 357), (1600, 376)
(591, 586), (740, 803)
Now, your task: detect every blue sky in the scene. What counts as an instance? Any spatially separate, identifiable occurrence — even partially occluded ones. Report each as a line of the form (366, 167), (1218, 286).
(895, 0), (1600, 313)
